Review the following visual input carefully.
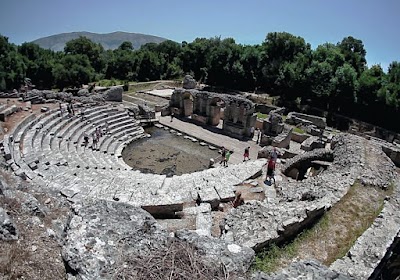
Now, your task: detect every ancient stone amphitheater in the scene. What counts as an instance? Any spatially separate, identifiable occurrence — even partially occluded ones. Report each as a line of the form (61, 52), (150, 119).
(1, 99), (400, 279)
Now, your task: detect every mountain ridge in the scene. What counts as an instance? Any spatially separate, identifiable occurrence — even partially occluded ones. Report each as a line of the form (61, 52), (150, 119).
(32, 31), (169, 51)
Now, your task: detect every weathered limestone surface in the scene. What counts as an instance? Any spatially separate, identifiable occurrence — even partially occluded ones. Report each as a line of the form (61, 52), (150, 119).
(3, 189), (47, 217)
(286, 112), (327, 129)
(175, 229), (255, 274)
(170, 87), (256, 137)
(381, 143), (400, 167)
(282, 148), (333, 176)
(62, 200), (254, 279)
(300, 135), (325, 151)
(182, 75), (196, 89)
(252, 260), (354, 280)
(103, 86), (123, 102)
(330, 181), (400, 279)
(221, 134), (397, 259)
(222, 199), (327, 250)
(0, 207), (18, 241)
(62, 199), (169, 279)
(0, 104), (19, 121)
(20, 87), (123, 104)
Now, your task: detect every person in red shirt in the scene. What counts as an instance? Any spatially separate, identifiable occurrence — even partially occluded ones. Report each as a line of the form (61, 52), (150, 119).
(266, 157), (276, 184)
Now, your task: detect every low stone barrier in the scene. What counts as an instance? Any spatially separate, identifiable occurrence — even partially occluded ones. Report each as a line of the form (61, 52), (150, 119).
(286, 112), (327, 129)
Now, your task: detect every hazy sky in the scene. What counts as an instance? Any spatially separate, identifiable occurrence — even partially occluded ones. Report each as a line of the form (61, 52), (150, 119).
(0, 0), (398, 70)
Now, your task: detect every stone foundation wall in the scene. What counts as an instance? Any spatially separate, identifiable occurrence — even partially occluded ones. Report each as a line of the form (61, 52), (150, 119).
(286, 112), (327, 129)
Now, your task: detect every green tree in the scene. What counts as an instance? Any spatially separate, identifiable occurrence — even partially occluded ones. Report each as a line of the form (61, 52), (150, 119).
(18, 42), (57, 89)
(53, 54), (94, 90)
(118, 41), (133, 51)
(136, 50), (162, 81)
(378, 62), (400, 109)
(259, 32), (311, 97)
(330, 63), (359, 112)
(64, 36), (105, 73)
(338, 36), (367, 76)
(240, 45), (262, 90)
(0, 35), (27, 90)
(305, 43), (345, 108)
(358, 65), (385, 106)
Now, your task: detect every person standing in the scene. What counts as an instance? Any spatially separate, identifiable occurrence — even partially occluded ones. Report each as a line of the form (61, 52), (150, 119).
(83, 133), (89, 147)
(256, 128), (261, 144)
(59, 102), (63, 116)
(266, 157), (276, 184)
(170, 111), (174, 122)
(92, 133), (98, 150)
(243, 146), (250, 161)
(220, 147), (226, 165)
(224, 150), (231, 167)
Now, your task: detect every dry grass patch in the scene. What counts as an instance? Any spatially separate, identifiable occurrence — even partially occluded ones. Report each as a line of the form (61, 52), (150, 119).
(127, 80), (181, 93)
(254, 181), (390, 273)
(113, 239), (236, 280)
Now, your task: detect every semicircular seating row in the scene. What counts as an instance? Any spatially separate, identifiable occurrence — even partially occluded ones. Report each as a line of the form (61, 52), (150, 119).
(3, 104), (266, 210)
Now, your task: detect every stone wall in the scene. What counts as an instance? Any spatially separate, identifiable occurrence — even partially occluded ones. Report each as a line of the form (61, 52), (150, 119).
(62, 199), (255, 279)
(291, 132), (310, 143)
(170, 88), (256, 138)
(286, 112), (327, 129)
(221, 133), (398, 270)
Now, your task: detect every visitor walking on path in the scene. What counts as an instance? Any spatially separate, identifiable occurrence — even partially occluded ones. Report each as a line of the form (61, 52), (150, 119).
(67, 104), (72, 116)
(224, 150), (231, 167)
(265, 156), (276, 184)
(256, 128), (261, 144)
(243, 146), (250, 161)
(171, 112), (174, 122)
(220, 147), (226, 165)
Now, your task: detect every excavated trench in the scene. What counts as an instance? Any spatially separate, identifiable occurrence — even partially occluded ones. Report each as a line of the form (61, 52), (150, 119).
(372, 236), (400, 280)
(283, 151), (334, 180)
(122, 126), (218, 176)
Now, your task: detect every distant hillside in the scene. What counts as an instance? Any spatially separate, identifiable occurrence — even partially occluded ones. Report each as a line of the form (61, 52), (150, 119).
(32, 31), (169, 51)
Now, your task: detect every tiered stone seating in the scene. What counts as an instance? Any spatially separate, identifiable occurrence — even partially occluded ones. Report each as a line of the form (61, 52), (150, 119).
(3, 103), (266, 213)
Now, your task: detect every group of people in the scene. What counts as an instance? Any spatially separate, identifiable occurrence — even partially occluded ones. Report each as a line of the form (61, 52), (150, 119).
(220, 147), (232, 167)
(83, 122), (109, 149)
(59, 102), (75, 117)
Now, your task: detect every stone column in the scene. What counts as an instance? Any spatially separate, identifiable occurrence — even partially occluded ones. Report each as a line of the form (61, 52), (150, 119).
(183, 99), (193, 116)
(209, 106), (221, 126)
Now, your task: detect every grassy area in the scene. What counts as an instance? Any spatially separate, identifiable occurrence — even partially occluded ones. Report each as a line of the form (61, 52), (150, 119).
(96, 79), (129, 87)
(293, 127), (305, 134)
(127, 80), (181, 93)
(253, 216), (329, 273)
(253, 181), (390, 273)
(257, 112), (268, 119)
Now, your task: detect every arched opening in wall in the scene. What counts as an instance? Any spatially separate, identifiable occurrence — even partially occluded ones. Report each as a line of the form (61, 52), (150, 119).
(182, 92), (194, 117)
(209, 97), (225, 126)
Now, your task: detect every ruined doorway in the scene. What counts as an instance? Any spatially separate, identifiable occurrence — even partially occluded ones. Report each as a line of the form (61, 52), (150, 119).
(183, 92), (194, 117)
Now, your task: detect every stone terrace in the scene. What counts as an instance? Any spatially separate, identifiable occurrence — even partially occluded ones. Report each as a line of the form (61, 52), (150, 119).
(2, 104), (266, 213)
(2, 101), (400, 279)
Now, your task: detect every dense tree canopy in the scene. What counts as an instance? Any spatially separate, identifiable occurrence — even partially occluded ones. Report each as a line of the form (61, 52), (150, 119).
(0, 32), (399, 131)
